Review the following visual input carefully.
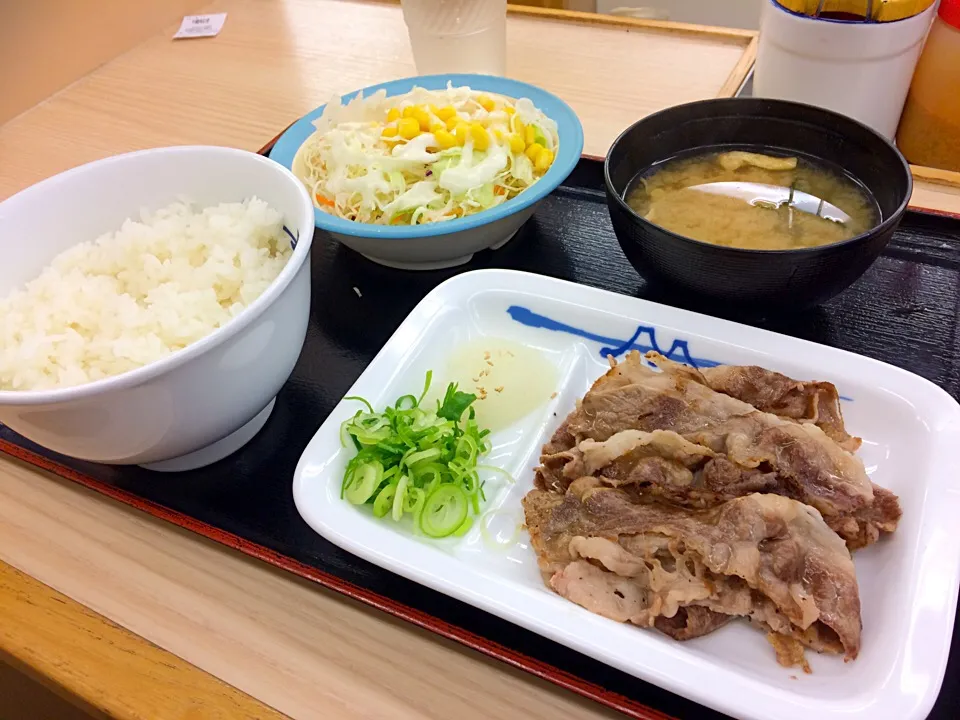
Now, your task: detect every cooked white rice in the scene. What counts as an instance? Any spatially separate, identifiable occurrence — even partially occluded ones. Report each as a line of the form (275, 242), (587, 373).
(0, 198), (292, 391)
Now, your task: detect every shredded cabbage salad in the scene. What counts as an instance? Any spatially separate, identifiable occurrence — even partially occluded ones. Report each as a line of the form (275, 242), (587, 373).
(294, 84), (561, 225)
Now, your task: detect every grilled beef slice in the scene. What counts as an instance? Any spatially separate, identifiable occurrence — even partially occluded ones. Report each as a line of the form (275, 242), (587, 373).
(535, 352), (900, 549)
(522, 482), (862, 665)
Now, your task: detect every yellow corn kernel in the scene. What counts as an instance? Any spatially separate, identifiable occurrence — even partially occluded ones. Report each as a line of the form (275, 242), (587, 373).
(434, 105), (457, 121)
(524, 125), (540, 147)
(509, 133), (525, 154)
(413, 107), (432, 131)
(429, 122), (446, 135)
(454, 122), (470, 146)
(386, 107), (401, 123)
(534, 148), (554, 173)
(493, 129), (504, 142)
(382, 124), (399, 138)
(469, 123), (490, 151)
(514, 118), (526, 138)
(525, 143), (543, 163)
(398, 117), (421, 140)
(402, 105), (418, 118)
(434, 129), (456, 149)
(504, 106), (515, 115)
(477, 94), (496, 112)
(445, 115), (460, 131)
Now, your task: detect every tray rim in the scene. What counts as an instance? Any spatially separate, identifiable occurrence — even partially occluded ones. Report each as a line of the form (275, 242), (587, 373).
(1, 127), (957, 720)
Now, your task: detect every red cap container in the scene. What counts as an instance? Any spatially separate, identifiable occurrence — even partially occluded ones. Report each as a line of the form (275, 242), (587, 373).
(940, 0), (960, 29)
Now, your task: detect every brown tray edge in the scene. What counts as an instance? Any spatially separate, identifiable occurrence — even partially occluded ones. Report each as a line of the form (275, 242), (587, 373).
(505, 4), (755, 41)
(29, 106), (951, 718)
(910, 165), (960, 219)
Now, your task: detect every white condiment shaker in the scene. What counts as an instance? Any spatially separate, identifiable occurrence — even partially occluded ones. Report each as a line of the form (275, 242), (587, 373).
(753, 0), (938, 139)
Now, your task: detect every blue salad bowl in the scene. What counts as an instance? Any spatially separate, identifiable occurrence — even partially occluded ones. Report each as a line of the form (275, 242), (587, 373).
(269, 74), (583, 270)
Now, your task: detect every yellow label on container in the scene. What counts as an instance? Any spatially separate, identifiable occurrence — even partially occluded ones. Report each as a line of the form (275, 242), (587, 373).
(775, 0), (935, 22)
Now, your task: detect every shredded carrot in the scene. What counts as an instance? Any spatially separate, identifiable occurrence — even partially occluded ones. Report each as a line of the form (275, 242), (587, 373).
(494, 186), (507, 196)
(315, 194), (336, 207)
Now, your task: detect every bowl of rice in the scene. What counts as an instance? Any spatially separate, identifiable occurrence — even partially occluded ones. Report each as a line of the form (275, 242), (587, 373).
(0, 146), (315, 471)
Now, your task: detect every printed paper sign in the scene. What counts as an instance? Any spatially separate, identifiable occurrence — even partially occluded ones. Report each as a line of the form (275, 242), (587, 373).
(173, 13), (227, 39)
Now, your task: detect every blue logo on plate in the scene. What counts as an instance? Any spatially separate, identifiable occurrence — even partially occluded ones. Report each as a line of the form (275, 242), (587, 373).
(505, 305), (852, 401)
(506, 306), (718, 368)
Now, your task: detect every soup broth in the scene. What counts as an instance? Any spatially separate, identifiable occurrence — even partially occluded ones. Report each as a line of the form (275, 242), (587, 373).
(625, 148), (880, 250)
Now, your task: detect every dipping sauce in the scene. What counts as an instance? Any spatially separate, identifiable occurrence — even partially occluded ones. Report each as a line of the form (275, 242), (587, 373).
(437, 338), (556, 433)
(625, 149), (880, 250)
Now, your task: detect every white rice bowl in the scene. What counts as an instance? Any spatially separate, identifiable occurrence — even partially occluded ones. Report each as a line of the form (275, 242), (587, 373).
(0, 198), (291, 391)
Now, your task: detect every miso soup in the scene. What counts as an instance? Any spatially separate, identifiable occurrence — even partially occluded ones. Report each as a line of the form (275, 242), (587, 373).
(625, 149), (880, 250)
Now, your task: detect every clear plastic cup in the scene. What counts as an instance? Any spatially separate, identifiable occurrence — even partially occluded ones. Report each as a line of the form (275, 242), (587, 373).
(401, 0), (507, 76)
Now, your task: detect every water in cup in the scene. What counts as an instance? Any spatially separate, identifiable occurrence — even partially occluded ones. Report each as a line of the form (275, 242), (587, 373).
(401, 0), (507, 76)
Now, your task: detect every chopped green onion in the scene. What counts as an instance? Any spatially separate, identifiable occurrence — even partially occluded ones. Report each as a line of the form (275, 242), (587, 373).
(403, 487), (426, 522)
(373, 483), (397, 518)
(404, 447), (441, 467)
(476, 464), (514, 482)
(392, 475), (410, 522)
(455, 434), (479, 464)
(340, 371), (495, 540)
(395, 395), (417, 411)
(420, 485), (469, 538)
(343, 395), (375, 413)
(344, 460), (383, 504)
(412, 462), (446, 489)
(417, 371), (433, 406)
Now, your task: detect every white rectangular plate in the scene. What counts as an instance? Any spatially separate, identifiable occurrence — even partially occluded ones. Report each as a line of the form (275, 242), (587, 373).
(293, 269), (960, 720)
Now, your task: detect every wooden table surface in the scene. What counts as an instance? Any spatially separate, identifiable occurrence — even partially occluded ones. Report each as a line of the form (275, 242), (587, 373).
(1, 0), (946, 717)
(0, 0), (754, 200)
